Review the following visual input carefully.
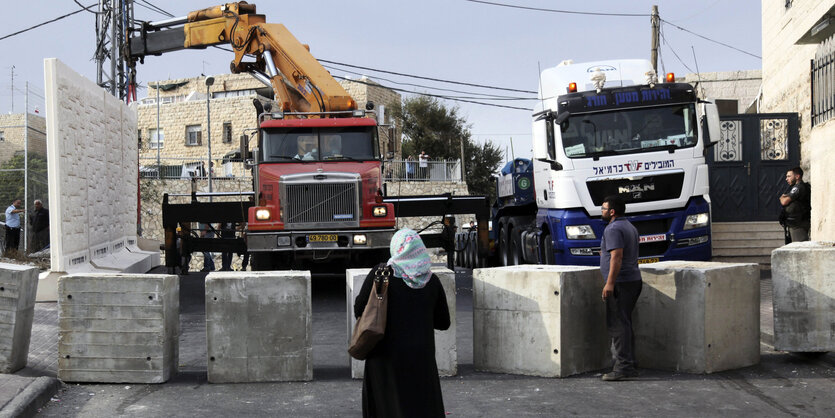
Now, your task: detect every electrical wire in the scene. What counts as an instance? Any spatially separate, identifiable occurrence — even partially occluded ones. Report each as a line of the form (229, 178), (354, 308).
(136, 0), (175, 18)
(0, 3), (95, 42)
(322, 63), (536, 100)
(319, 59), (537, 94)
(660, 19), (761, 59)
(332, 74), (531, 111)
(660, 25), (695, 73)
(463, 0), (650, 17)
(73, 0), (99, 14)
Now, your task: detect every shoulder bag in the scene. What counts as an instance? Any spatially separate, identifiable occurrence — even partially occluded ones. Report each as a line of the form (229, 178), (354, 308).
(348, 266), (390, 360)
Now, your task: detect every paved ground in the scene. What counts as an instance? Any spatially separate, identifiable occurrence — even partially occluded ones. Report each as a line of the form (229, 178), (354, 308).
(5, 267), (835, 417)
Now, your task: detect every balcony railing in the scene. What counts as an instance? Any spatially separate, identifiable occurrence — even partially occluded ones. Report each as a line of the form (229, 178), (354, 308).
(383, 159), (462, 182)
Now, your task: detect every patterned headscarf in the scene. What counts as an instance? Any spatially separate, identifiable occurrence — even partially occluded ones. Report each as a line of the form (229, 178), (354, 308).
(387, 229), (432, 289)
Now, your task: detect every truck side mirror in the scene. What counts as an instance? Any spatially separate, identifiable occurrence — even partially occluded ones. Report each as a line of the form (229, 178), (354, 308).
(700, 102), (721, 148)
(240, 134), (250, 161)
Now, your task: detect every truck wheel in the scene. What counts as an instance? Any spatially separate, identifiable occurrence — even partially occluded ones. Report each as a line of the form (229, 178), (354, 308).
(499, 226), (510, 266)
(541, 233), (556, 265)
(509, 229), (523, 265)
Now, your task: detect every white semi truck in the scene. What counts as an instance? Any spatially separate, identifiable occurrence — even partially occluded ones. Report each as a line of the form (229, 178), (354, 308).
(457, 59), (720, 267)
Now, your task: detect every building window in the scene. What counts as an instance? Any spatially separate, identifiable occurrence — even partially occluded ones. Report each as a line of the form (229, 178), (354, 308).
(149, 128), (164, 149)
(785, 0), (792, 9)
(222, 122), (233, 143)
(0, 131), (4, 142)
(186, 125), (202, 146)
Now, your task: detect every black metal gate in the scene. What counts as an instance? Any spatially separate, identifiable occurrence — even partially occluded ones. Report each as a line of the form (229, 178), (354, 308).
(707, 113), (800, 222)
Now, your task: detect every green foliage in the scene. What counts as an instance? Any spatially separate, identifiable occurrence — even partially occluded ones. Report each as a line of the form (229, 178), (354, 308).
(0, 154), (48, 221)
(392, 96), (504, 199)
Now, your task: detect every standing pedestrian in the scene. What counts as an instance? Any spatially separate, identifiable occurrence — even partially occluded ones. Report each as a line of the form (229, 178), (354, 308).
(354, 228), (450, 417)
(29, 199), (50, 252)
(199, 222), (216, 272)
(3, 199), (24, 256)
(779, 166), (811, 242)
(599, 195), (642, 381)
(405, 155), (415, 181)
(419, 151), (430, 180)
(219, 222), (235, 271)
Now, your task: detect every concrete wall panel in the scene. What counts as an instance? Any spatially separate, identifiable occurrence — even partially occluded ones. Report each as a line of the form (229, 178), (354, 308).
(772, 242), (835, 352)
(0, 263), (39, 373)
(473, 265), (609, 378)
(635, 261), (760, 373)
(206, 271), (312, 383)
(57, 274), (179, 383)
(43, 58), (157, 277)
(347, 267), (457, 379)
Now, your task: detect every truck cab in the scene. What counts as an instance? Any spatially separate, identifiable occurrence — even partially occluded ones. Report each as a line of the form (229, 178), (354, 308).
(530, 59), (719, 265)
(245, 112), (396, 271)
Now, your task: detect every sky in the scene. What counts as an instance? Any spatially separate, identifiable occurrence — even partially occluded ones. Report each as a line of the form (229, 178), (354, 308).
(0, 0), (761, 163)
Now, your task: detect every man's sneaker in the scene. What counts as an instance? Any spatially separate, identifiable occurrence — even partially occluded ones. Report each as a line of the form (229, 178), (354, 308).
(601, 370), (638, 381)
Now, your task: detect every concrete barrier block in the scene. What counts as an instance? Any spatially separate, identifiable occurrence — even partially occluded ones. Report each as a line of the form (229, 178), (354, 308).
(57, 274), (179, 383)
(0, 263), (40, 373)
(772, 242), (835, 352)
(346, 267), (457, 379)
(206, 271), (312, 383)
(635, 261), (760, 373)
(473, 265), (609, 378)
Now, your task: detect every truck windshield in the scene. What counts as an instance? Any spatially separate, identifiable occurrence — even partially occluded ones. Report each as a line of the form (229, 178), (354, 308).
(262, 126), (378, 162)
(559, 104), (697, 158)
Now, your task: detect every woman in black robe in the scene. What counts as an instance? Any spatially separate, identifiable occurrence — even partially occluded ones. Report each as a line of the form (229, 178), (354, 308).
(354, 229), (451, 418)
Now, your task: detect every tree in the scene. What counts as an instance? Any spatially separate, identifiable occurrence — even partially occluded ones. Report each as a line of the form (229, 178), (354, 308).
(392, 96), (504, 199)
(0, 154), (48, 221)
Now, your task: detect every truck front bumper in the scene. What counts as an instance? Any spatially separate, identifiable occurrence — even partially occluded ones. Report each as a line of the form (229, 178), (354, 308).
(247, 228), (396, 253)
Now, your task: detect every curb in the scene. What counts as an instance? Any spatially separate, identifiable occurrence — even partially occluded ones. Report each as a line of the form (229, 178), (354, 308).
(0, 377), (63, 418)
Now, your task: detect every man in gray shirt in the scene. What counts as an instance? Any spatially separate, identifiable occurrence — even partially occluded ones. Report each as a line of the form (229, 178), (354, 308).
(599, 195), (642, 381)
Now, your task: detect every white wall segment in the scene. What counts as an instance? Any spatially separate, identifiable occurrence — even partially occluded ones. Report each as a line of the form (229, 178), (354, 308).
(43, 58), (157, 278)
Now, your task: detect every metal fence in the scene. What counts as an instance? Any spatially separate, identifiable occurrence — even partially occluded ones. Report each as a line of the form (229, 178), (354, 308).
(812, 33), (835, 127)
(139, 156), (251, 179)
(384, 159), (462, 182)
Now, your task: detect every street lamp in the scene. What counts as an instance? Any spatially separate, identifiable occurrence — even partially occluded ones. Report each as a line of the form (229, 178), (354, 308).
(205, 76), (215, 196)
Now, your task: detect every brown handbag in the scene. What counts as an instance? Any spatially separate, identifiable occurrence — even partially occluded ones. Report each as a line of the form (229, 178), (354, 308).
(348, 266), (390, 360)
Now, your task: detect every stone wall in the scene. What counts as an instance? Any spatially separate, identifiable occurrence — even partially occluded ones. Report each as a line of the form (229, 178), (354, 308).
(44, 58), (139, 272)
(682, 70), (762, 114)
(762, 0), (835, 240)
(384, 181), (474, 231)
(0, 113), (47, 165)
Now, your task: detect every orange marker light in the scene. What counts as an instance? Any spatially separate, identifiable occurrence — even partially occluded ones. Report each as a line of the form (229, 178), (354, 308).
(665, 73), (675, 83)
(568, 82), (577, 93)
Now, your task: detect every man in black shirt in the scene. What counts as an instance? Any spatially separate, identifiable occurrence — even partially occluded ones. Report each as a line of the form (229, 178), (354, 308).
(779, 166), (811, 242)
(29, 200), (50, 252)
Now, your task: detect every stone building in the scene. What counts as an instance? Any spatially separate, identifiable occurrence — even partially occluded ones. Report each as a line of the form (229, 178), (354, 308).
(0, 113), (47, 166)
(136, 73), (402, 171)
(681, 70), (762, 114)
(761, 0), (835, 239)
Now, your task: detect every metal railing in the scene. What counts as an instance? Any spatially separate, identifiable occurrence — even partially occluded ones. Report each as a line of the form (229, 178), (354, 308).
(812, 33), (835, 127)
(383, 159), (462, 182)
(139, 156), (250, 179)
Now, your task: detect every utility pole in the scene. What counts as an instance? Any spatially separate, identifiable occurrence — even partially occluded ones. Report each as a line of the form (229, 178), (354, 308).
(10, 66), (14, 113)
(23, 82), (28, 253)
(96, 0), (135, 102)
(651, 5), (660, 75)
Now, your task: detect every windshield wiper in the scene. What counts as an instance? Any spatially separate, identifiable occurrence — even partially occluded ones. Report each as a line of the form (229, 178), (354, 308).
(585, 149), (623, 160)
(640, 144), (678, 153)
(323, 155), (361, 161)
(268, 155), (296, 161)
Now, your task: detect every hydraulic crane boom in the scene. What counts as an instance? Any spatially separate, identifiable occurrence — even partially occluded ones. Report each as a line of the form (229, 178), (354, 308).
(128, 2), (357, 115)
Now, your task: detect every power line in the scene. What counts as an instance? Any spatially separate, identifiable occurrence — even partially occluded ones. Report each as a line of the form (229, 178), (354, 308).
(0, 3), (95, 42)
(333, 75), (532, 111)
(320, 59), (536, 94)
(660, 19), (761, 59)
(136, 0), (175, 18)
(323, 63), (536, 100)
(463, 0), (650, 17)
(660, 25), (695, 73)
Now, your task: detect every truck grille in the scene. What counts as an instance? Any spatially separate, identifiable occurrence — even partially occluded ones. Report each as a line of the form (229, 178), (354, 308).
(281, 173), (361, 229)
(586, 172), (685, 205)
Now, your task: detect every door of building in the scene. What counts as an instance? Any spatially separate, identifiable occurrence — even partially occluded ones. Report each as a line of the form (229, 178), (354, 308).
(707, 113), (800, 222)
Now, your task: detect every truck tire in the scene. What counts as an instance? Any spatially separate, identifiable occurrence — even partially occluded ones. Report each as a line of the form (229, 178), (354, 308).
(499, 225), (510, 266)
(509, 229), (523, 265)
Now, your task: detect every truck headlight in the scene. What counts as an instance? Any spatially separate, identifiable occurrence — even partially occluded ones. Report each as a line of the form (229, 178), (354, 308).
(565, 225), (596, 240)
(683, 212), (709, 230)
(353, 234), (367, 245)
(372, 206), (387, 217)
(255, 209), (271, 220)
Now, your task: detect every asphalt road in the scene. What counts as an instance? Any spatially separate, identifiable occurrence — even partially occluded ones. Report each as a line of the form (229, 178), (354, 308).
(34, 268), (835, 417)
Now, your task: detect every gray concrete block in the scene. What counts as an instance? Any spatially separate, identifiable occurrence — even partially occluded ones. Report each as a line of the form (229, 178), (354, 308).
(473, 265), (609, 378)
(0, 263), (39, 373)
(57, 274), (179, 383)
(206, 271), (312, 383)
(347, 267), (457, 379)
(635, 261), (760, 373)
(772, 242), (835, 352)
